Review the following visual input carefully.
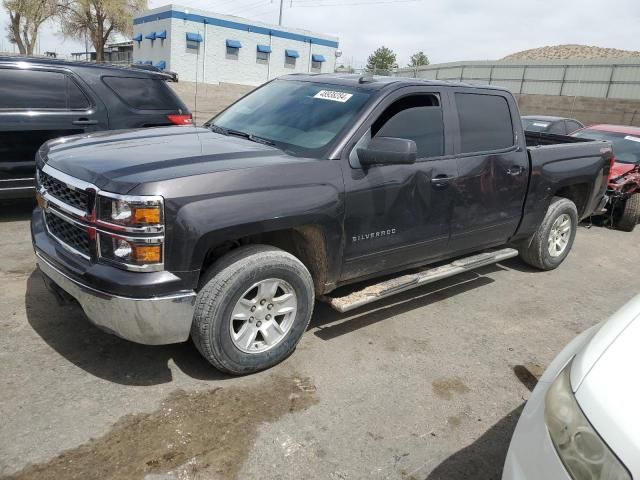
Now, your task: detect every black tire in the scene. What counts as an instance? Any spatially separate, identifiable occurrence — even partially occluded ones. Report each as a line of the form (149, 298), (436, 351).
(615, 193), (640, 232)
(191, 245), (314, 375)
(519, 197), (578, 271)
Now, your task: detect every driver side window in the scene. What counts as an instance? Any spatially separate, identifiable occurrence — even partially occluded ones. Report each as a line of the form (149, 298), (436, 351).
(351, 93), (444, 167)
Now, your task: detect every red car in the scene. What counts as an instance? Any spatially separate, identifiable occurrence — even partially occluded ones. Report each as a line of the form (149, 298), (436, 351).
(573, 124), (640, 231)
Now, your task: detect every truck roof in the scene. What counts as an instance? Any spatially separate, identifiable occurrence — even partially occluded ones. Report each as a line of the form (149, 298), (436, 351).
(280, 73), (509, 93)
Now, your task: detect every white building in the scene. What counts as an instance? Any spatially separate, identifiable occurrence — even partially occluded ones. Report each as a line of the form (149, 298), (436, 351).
(132, 5), (340, 85)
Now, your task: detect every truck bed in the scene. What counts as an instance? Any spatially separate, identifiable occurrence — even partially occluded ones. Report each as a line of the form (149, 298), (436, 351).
(516, 132), (612, 238)
(524, 130), (591, 147)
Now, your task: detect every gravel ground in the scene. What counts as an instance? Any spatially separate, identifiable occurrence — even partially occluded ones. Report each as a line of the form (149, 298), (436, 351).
(1, 198), (638, 480)
(169, 82), (253, 124)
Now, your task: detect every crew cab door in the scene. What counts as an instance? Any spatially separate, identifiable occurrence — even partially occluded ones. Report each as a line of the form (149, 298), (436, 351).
(449, 90), (529, 251)
(340, 87), (458, 282)
(0, 66), (106, 184)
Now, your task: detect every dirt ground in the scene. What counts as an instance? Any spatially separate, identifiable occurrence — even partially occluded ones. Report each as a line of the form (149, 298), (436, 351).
(1, 197), (638, 480)
(169, 82), (254, 124)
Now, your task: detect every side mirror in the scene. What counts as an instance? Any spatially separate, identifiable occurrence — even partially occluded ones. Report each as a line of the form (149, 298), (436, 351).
(357, 137), (417, 167)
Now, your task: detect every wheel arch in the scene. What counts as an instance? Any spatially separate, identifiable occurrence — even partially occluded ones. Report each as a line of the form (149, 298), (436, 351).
(553, 182), (592, 217)
(192, 220), (338, 296)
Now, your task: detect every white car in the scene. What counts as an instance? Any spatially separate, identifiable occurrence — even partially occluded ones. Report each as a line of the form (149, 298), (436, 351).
(503, 294), (640, 480)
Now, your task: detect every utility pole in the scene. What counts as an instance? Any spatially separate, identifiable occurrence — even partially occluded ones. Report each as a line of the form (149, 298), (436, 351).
(278, 0), (284, 25)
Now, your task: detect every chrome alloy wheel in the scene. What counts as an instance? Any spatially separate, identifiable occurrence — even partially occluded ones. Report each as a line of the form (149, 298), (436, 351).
(548, 213), (572, 257)
(229, 278), (298, 354)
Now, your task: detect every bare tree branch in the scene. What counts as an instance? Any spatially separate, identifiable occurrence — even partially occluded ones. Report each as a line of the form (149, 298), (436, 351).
(3, 0), (58, 54)
(58, 0), (146, 61)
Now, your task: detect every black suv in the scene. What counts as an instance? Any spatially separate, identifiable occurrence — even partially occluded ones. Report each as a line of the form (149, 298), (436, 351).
(0, 56), (191, 199)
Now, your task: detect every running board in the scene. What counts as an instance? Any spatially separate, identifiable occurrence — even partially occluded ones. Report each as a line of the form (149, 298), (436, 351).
(320, 248), (518, 313)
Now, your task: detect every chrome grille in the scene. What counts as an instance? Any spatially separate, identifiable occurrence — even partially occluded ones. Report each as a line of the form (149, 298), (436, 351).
(45, 212), (90, 258)
(39, 170), (89, 212)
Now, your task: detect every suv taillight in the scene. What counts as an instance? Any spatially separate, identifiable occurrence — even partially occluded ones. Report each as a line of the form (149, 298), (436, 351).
(167, 114), (193, 125)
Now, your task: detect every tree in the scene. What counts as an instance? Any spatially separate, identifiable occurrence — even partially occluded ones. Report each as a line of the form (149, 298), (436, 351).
(409, 51), (429, 68)
(58, 0), (147, 61)
(365, 46), (397, 74)
(4, 0), (58, 55)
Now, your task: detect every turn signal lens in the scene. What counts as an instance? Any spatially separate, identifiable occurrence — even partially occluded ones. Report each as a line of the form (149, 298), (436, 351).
(132, 245), (162, 263)
(132, 207), (161, 224)
(36, 192), (47, 209)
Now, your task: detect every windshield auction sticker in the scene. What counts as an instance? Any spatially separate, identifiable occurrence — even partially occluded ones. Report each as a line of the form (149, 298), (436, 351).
(314, 90), (353, 103)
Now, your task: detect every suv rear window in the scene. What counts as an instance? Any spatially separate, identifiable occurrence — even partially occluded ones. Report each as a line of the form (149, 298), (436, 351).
(0, 68), (89, 110)
(102, 76), (180, 110)
(455, 93), (514, 153)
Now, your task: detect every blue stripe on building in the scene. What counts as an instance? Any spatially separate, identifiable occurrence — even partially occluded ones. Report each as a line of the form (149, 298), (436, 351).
(134, 10), (339, 49)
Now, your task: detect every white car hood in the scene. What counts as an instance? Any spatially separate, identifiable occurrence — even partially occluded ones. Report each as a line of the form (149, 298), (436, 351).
(572, 294), (640, 476)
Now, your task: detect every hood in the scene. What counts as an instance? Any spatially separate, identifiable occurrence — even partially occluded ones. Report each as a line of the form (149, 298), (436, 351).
(570, 295), (640, 390)
(571, 295), (640, 476)
(610, 161), (637, 179)
(40, 126), (314, 193)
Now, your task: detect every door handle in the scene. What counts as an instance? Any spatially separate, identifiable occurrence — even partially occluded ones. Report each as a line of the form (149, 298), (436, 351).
(72, 118), (98, 126)
(506, 166), (525, 176)
(431, 175), (455, 188)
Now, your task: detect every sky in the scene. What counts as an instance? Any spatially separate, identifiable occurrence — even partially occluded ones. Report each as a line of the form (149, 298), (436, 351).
(1, 0), (639, 68)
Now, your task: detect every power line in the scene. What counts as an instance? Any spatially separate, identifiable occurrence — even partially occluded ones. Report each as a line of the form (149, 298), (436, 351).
(211, 0), (254, 9)
(292, 0), (423, 6)
(224, 0), (268, 15)
(247, 4), (281, 19)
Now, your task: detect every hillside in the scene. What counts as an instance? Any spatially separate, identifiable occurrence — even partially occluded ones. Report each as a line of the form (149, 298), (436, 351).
(502, 44), (640, 60)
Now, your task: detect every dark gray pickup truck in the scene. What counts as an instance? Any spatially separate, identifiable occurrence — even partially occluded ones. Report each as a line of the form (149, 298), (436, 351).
(31, 74), (612, 374)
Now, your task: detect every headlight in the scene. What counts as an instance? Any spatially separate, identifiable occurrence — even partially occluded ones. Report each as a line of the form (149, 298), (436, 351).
(545, 361), (630, 480)
(97, 195), (163, 230)
(98, 234), (163, 271)
(95, 193), (165, 272)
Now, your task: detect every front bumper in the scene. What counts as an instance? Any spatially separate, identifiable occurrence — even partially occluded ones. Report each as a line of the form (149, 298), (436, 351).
(36, 250), (196, 345)
(502, 325), (599, 480)
(32, 206), (197, 345)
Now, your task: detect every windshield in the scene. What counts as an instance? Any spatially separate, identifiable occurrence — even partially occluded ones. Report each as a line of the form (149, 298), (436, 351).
(522, 118), (551, 132)
(573, 129), (640, 164)
(206, 80), (372, 158)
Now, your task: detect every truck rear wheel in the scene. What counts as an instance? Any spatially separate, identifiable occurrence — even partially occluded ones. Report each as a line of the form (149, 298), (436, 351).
(191, 245), (315, 375)
(519, 197), (578, 271)
(615, 193), (640, 232)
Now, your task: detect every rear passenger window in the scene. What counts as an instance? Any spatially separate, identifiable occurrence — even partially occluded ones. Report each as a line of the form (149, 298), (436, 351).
(455, 93), (514, 153)
(0, 69), (88, 110)
(566, 121), (582, 134)
(548, 122), (566, 135)
(372, 94), (444, 159)
(67, 78), (90, 110)
(102, 76), (179, 110)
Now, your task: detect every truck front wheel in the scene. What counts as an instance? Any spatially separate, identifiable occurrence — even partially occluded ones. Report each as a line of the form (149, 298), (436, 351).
(615, 193), (640, 232)
(191, 245), (315, 375)
(519, 197), (578, 271)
